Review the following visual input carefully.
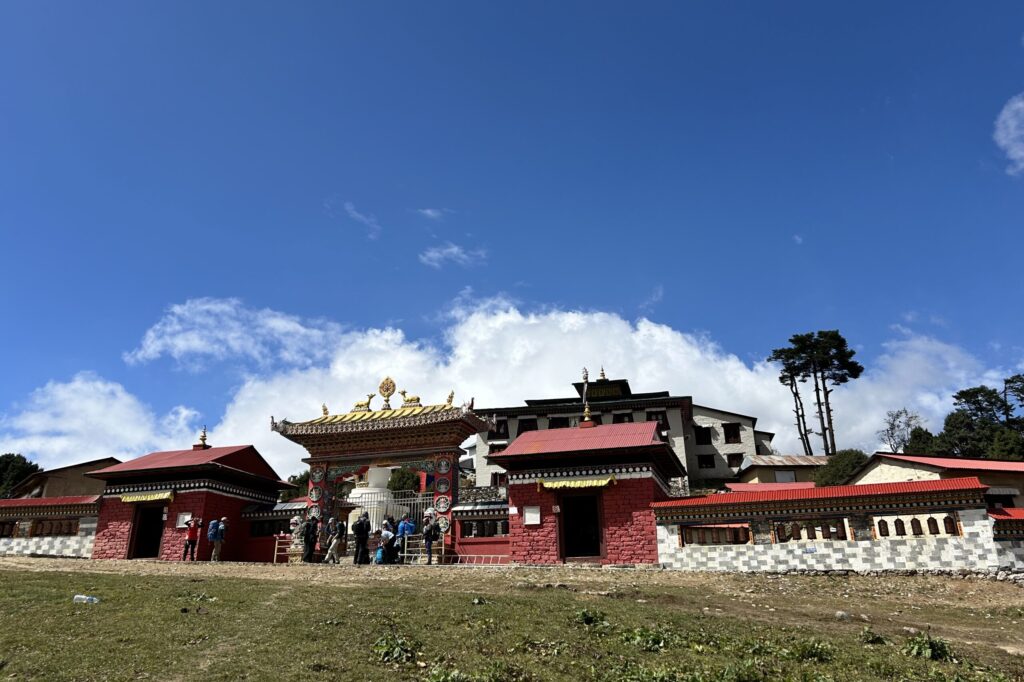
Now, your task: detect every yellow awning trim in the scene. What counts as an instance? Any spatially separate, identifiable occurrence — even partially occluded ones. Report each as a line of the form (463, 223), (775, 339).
(538, 475), (616, 491)
(120, 491), (174, 503)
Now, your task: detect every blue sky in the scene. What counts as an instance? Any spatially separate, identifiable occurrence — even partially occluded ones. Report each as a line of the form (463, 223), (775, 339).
(2, 3), (1023, 475)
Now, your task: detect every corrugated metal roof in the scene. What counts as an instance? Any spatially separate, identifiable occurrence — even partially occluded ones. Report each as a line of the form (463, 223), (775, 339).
(90, 446), (253, 474)
(500, 421), (663, 457)
(876, 453), (1024, 473)
(725, 482), (816, 492)
(652, 476), (987, 509)
(745, 455), (830, 467)
(0, 495), (99, 508)
(988, 508), (1024, 520)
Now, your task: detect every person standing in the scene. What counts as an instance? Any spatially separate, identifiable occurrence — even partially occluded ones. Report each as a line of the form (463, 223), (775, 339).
(210, 517), (227, 561)
(422, 515), (438, 565)
(396, 513), (414, 564)
(322, 517), (340, 564)
(302, 515), (319, 563)
(352, 512), (370, 565)
(182, 517), (202, 561)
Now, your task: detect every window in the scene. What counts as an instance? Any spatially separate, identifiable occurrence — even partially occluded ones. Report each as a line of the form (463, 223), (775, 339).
(548, 417), (571, 430)
(489, 472), (508, 487)
(927, 518), (940, 535)
(774, 470), (797, 483)
(488, 420), (509, 440)
(646, 412), (669, 430)
(943, 516), (958, 536)
(910, 519), (924, 536)
(588, 414), (603, 425)
(461, 520), (477, 538)
(877, 520), (889, 537)
(894, 519), (906, 536)
(694, 426), (713, 445)
(515, 419), (538, 437)
(697, 454), (716, 469)
(612, 412), (634, 424)
(723, 423), (742, 444)
(488, 444), (507, 455)
(0, 521), (16, 538)
(727, 453), (744, 468)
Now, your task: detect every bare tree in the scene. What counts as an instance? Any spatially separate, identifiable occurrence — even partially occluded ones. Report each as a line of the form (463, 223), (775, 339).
(877, 408), (923, 453)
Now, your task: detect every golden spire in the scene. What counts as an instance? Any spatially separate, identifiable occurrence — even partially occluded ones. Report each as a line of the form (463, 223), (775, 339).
(599, 366), (607, 381)
(583, 403), (592, 422)
(321, 403), (329, 417)
(199, 426), (207, 446)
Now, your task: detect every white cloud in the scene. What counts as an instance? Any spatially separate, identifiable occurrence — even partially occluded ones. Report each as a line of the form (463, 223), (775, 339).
(792, 234), (803, 245)
(0, 372), (197, 470)
(994, 92), (1024, 175)
(4, 298), (1011, 479)
(123, 298), (343, 369)
(343, 201), (382, 239)
(418, 242), (486, 269)
(416, 208), (454, 221)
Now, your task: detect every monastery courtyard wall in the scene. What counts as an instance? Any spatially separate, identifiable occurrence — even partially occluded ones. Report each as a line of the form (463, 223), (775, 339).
(0, 517), (97, 559)
(657, 510), (1024, 574)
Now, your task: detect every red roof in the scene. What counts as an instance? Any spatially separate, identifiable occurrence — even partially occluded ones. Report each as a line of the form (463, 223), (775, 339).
(652, 477), (987, 509)
(874, 453), (1024, 473)
(726, 482), (816, 492)
(500, 421), (663, 457)
(89, 445), (285, 484)
(0, 495), (99, 508)
(988, 508), (1024, 520)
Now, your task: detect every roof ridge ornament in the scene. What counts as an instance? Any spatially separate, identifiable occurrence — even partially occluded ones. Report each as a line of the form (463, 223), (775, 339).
(199, 426), (207, 446)
(379, 376), (396, 409)
(445, 390), (455, 408)
(599, 366), (607, 381)
(351, 393), (375, 412)
(322, 403), (329, 417)
(399, 389), (422, 408)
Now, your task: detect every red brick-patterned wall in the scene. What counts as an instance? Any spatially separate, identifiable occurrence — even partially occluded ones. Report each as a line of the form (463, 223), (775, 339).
(507, 477), (662, 565)
(91, 497), (134, 559)
(508, 484), (561, 564)
(600, 478), (659, 565)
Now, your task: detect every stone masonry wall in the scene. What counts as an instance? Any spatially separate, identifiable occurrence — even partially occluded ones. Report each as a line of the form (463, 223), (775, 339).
(0, 517), (97, 558)
(601, 478), (659, 565)
(996, 540), (1024, 571)
(657, 509), (1013, 574)
(91, 498), (135, 559)
(508, 484), (560, 564)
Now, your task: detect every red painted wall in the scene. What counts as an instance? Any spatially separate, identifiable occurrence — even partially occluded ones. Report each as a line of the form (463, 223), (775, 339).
(91, 497), (134, 559)
(507, 477), (662, 565)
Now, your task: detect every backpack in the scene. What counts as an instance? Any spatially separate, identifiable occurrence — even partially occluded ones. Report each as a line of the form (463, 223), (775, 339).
(427, 522), (440, 542)
(374, 547), (384, 564)
(207, 520), (219, 542)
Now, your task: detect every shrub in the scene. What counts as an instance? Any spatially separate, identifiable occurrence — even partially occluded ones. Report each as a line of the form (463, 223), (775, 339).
(788, 638), (835, 663)
(902, 631), (954, 662)
(621, 626), (678, 652)
(372, 632), (419, 664)
(572, 608), (612, 634)
(858, 627), (887, 645)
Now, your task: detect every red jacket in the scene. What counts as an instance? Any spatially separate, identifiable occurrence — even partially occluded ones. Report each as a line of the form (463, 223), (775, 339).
(185, 521), (200, 541)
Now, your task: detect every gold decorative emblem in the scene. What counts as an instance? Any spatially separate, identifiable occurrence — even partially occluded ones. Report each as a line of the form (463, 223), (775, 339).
(445, 390), (454, 407)
(351, 393), (375, 412)
(398, 389), (421, 407)
(379, 377), (396, 409)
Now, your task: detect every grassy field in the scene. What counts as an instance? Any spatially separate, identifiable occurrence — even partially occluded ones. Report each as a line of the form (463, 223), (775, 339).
(0, 558), (1022, 681)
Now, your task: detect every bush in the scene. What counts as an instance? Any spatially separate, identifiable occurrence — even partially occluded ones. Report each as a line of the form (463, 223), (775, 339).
(858, 627), (887, 645)
(788, 638), (835, 663)
(572, 608), (612, 634)
(902, 631), (954, 662)
(372, 632), (419, 664)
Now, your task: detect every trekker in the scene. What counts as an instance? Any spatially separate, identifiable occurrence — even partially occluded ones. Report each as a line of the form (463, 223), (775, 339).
(353, 512), (370, 565)
(373, 530), (385, 564)
(302, 515), (319, 563)
(378, 526), (395, 564)
(182, 517), (202, 561)
(423, 515), (440, 565)
(210, 517), (227, 561)
(396, 514), (414, 563)
(322, 518), (340, 564)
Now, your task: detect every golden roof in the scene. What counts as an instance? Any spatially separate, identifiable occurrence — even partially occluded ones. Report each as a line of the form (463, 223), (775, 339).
(296, 403), (456, 426)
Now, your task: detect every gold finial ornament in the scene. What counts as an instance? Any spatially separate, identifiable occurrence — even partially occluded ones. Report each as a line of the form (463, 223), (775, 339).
(199, 425), (207, 445)
(378, 376), (396, 409)
(445, 390), (454, 407)
(583, 403), (592, 422)
(352, 393), (375, 412)
(321, 403), (329, 417)
(599, 366), (607, 381)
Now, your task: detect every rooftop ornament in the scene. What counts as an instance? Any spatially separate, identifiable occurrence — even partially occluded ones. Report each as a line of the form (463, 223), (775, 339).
(379, 376), (396, 409)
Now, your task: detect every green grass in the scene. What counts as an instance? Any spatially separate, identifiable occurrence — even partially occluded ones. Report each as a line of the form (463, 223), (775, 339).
(0, 566), (1022, 681)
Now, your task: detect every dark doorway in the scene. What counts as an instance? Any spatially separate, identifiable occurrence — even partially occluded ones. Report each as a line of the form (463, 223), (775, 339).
(130, 505), (165, 559)
(561, 494), (601, 558)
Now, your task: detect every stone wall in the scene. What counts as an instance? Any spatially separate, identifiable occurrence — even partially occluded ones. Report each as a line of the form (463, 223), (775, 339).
(508, 484), (560, 564)
(657, 509), (1015, 574)
(996, 540), (1024, 571)
(0, 517), (97, 558)
(91, 498), (135, 559)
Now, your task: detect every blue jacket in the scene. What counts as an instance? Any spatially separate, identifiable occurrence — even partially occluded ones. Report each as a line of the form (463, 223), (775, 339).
(397, 519), (415, 537)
